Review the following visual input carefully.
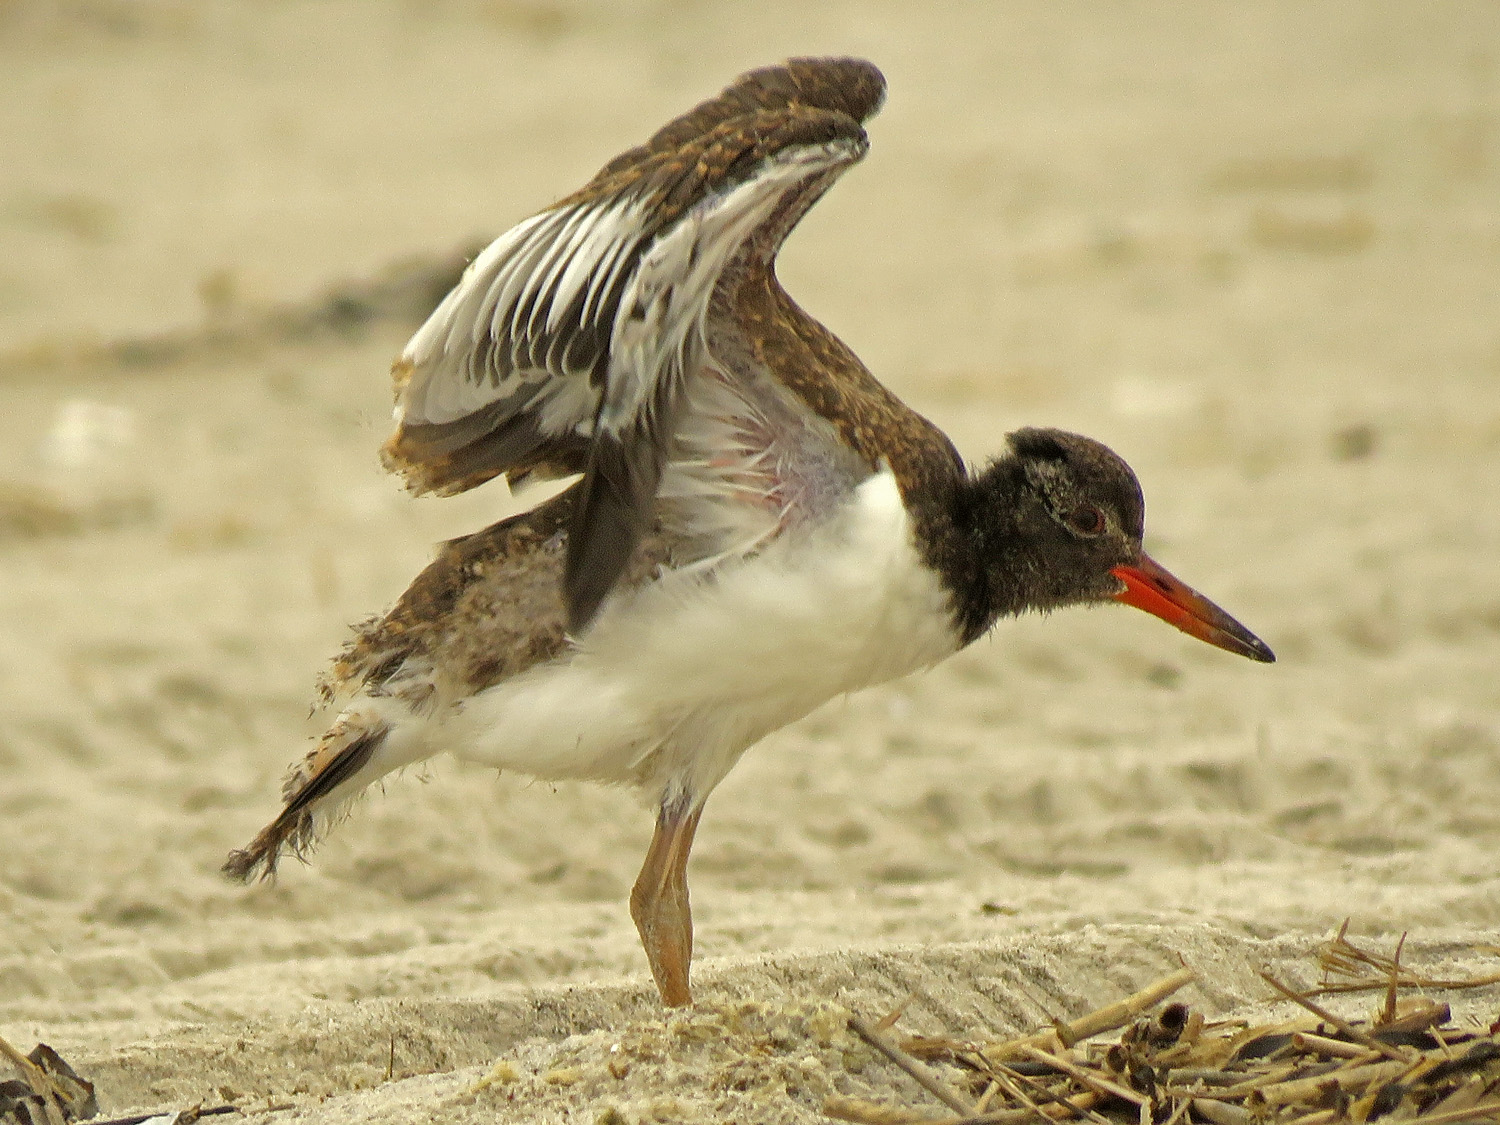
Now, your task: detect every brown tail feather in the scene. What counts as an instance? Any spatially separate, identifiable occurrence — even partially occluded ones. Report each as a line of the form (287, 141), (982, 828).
(223, 722), (390, 883)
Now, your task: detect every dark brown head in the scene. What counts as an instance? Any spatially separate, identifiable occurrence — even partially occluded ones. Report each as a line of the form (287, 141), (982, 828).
(951, 427), (1274, 662)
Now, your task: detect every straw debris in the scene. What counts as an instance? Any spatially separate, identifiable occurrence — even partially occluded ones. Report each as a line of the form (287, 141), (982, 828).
(1, 1033), (251, 1125)
(1, 1036), (97, 1125)
(830, 929), (1500, 1125)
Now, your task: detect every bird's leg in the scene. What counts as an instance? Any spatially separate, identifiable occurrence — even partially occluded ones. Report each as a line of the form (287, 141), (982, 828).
(630, 793), (703, 1007)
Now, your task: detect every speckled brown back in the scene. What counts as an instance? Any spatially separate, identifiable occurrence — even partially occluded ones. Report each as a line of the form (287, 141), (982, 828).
(321, 487), (681, 707)
(322, 496), (569, 708)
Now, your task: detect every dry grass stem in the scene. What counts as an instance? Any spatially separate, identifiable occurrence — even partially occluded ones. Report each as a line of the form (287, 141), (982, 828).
(1282, 1110), (1339, 1125)
(1014, 1046), (1146, 1108)
(1202, 1064), (1302, 1100)
(1189, 1099), (1251, 1125)
(1313, 922), (1500, 996)
(1258, 970), (1410, 1061)
(1383, 932), (1408, 1025)
(0, 1034), (66, 1106)
(878, 995), (919, 1033)
(985, 1067), (1102, 1125)
(988, 968), (1197, 1060)
(851, 1014), (978, 1116)
(1289, 1031), (1377, 1059)
(985, 1068), (1056, 1125)
(1399, 1101), (1500, 1125)
(836, 932), (1500, 1125)
(823, 1094), (958, 1125)
(986, 1060), (1112, 1125)
(1247, 1057), (1412, 1107)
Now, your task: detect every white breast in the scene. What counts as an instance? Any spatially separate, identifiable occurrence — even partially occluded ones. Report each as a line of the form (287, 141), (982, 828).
(441, 469), (961, 806)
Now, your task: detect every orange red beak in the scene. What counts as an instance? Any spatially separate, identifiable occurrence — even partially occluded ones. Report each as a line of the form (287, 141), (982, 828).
(1111, 554), (1274, 663)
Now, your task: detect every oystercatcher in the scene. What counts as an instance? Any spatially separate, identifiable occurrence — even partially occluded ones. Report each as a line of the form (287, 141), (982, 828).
(226, 58), (1273, 1007)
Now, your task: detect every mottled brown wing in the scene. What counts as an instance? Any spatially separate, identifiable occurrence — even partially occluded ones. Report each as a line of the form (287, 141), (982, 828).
(588, 57), (886, 183)
(383, 58), (887, 632)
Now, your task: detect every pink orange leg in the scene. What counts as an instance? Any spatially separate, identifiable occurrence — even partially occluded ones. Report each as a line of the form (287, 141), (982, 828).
(630, 796), (703, 1007)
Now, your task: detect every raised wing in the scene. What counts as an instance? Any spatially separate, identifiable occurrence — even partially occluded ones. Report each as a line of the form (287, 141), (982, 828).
(382, 58), (887, 631)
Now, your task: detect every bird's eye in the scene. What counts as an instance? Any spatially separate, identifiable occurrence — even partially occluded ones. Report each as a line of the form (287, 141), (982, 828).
(1066, 505), (1106, 536)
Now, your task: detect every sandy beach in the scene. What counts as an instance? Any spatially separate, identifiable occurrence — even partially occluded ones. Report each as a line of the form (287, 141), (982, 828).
(3, 2), (1499, 1121)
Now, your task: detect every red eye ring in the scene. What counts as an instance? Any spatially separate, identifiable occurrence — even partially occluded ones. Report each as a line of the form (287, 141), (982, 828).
(1067, 504), (1106, 536)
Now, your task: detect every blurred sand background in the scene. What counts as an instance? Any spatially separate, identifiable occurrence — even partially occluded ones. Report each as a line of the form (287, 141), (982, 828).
(2, 1), (1499, 1121)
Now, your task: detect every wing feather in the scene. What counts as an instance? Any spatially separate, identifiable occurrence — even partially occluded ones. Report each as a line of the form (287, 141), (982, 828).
(382, 57), (889, 630)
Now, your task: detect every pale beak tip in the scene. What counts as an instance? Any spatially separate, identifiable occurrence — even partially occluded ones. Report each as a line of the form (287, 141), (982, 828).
(1246, 635), (1276, 664)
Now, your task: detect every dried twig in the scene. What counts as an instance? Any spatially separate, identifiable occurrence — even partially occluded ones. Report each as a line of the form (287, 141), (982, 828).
(1398, 1101), (1500, 1125)
(1290, 1031), (1377, 1060)
(1382, 932), (1408, 1025)
(823, 1094), (955, 1125)
(0, 1034), (66, 1105)
(984, 1058), (1112, 1125)
(1191, 1099), (1251, 1125)
(985, 1067), (1055, 1125)
(986, 968), (1196, 1060)
(0, 1033), (70, 1125)
(1258, 970), (1409, 1062)
(1313, 923), (1500, 995)
(878, 995), (918, 1033)
(1384, 1001), (1453, 1034)
(1013, 1046), (1145, 1108)
(1247, 1058), (1412, 1108)
(835, 935), (1500, 1125)
(850, 1015), (977, 1116)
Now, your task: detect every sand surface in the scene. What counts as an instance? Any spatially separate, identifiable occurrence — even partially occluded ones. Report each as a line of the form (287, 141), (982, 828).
(3, 2), (1500, 1122)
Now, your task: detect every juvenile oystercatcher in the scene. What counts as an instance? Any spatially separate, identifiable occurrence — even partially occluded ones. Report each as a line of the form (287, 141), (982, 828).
(226, 58), (1273, 1007)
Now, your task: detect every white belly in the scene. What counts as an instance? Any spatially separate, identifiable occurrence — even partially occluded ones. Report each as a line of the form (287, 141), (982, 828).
(440, 470), (961, 804)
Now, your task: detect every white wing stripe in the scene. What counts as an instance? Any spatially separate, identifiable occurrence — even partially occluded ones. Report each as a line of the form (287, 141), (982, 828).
(579, 204), (648, 329)
(444, 213), (549, 358)
(485, 210), (564, 352)
(500, 209), (575, 352)
(396, 138), (861, 439)
(549, 196), (634, 335)
(518, 206), (592, 349)
(469, 214), (554, 351)
(600, 148), (843, 431)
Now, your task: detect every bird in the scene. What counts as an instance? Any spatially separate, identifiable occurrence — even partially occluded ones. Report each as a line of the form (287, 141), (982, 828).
(225, 57), (1274, 1008)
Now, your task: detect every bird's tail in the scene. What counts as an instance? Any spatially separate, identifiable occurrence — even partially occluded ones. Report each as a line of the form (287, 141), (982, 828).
(223, 715), (393, 882)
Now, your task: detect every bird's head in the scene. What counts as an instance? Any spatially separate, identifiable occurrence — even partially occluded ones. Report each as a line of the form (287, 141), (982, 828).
(968, 427), (1274, 662)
